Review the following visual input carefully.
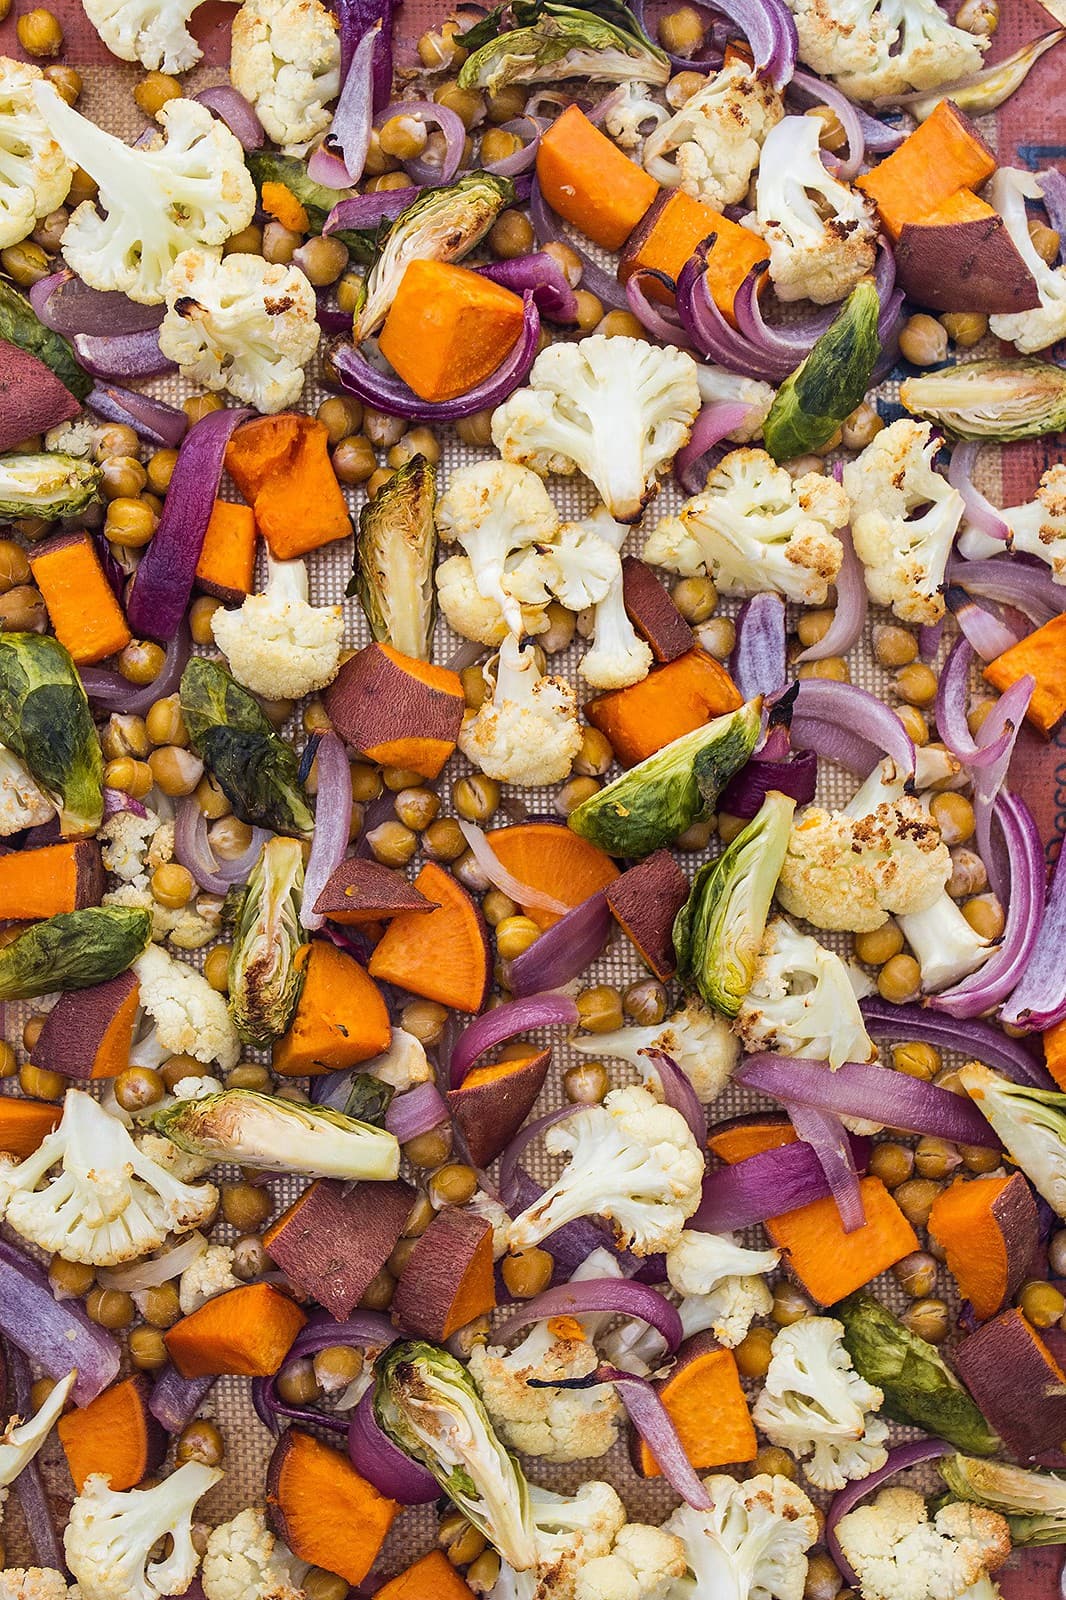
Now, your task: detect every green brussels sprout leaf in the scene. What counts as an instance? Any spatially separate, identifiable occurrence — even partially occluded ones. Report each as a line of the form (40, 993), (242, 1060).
(0, 280), (92, 400)
(0, 906), (151, 1000)
(0, 632), (104, 836)
(350, 454), (438, 660)
(762, 277), (881, 463)
(227, 836), (305, 1046)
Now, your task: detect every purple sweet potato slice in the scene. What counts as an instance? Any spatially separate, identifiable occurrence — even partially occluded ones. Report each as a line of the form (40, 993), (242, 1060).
(0, 1237), (120, 1405)
(928, 1172), (1039, 1321)
(33, 969), (140, 1082)
(621, 556), (693, 663)
(0, 340), (81, 455)
(322, 644), (464, 780)
(446, 1045), (552, 1168)
(391, 1207), (496, 1341)
(312, 857), (439, 926)
(263, 1178), (415, 1320)
(605, 849), (689, 979)
(955, 1307), (1066, 1458)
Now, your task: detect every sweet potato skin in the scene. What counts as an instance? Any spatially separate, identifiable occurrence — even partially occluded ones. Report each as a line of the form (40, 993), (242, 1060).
(621, 556), (693, 662)
(391, 1207), (496, 1340)
(263, 1177), (415, 1320)
(0, 340), (81, 453)
(955, 1307), (1066, 1457)
(605, 849), (689, 980)
(323, 644), (465, 780)
(895, 197), (1042, 314)
(33, 970), (140, 1081)
(446, 1046), (551, 1168)
(312, 856), (438, 925)
(0, 840), (106, 920)
(618, 189), (768, 318)
(267, 1429), (399, 1588)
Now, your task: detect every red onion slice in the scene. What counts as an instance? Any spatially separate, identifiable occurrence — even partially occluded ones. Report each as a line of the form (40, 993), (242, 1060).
(676, 252), (787, 382)
(150, 1366), (215, 1434)
(1041, 169), (1066, 260)
(0, 1237), (119, 1406)
(945, 585), (1021, 662)
(87, 382), (188, 447)
(324, 188), (419, 233)
(348, 1387), (439, 1503)
(457, 819), (569, 915)
(384, 1081), (449, 1141)
(625, 269), (694, 348)
(792, 678), (915, 774)
(494, 1279), (684, 1351)
(789, 715), (882, 776)
(718, 745), (818, 819)
(308, 141), (358, 187)
(639, 1049), (706, 1146)
(327, 22), (384, 183)
(194, 86), (265, 150)
(507, 890), (612, 996)
(252, 1374), (350, 1437)
(934, 637), (1028, 774)
(530, 177), (629, 312)
(174, 796), (268, 894)
(972, 675), (1033, 898)
(328, 292), (539, 419)
(451, 993), (580, 1087)
(1002, 809), (1066, 1032)
(946, 554), (1066, 626)
(948, 441), (1009, 542)
(7, 1344), (63, 1570)
(674, 400), (754, 494)
(300, 732), (351, 932)
(73, 327), (174, 380)
(787, 69), (865, 176)
(827, 1439), (954, 1587)
(478, 251), (578, 323)
(786, 1102), (865, 1233)
(692, 1134), (871, 1232)
(591, 1366), (712, 1507)
(81, 619), (191, 716)
(737, 1054), (1000, 1147)
(30, 268), (164, 335)
(860, 997), (1055, 1088)
(483, 115), (543, 178)
(290, 1311), (397, 1359)
(796, 526), (867, 662)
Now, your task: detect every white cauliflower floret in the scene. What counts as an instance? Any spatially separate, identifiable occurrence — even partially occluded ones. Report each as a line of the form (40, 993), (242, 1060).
(493, 335), (700, 524)
(159, 248), (319, 413)
(65, 1462), (222, 1600)
(843, 420), (964, 625)
(735, 916), (876, 1069)
(602, 80), (669, 152)
(576, 1523), (688, 1600)
(82, 0), (200, 73)
(665, 1472), (819, 1600)
(696, 364), (776, 442)
(435, 552), (551, 644)
(784, 0), (987, 102)
(834, 1487), (1011, 1600)
(211, 552), (342, 699)
(644, 448), (848, 604)
(752, 1316), (890, 1493)
(468, 1318), (622, 1463)
(230, 0), (340, 153)
(105, 879), (220, 950)
(506, 1084), (705, 1257)
(567, 506), (652, 691)
(135, 1128), (216, 1183)
(748, 115), (878, 304)
(99, 806), (163, 884)
(576, 994), (740, 1105)
(0, 745), (53, 835)
(776, 792), (950, 934)
(989, 168), (1066, 354)
(178, 1242), (239, 1314)
(134, 943), (241, 1070)
(960, 463), (1066, 580)
(34, 85), (255, 305)
(539, 517), (620, 613)
(358, 1028), (433, 1092)
(0, 1089), (218, 1267)
(459, 630), (582, 787)
(202, 1507), (305, 1600)
(436, 459), (560, 635)
(0, 1572), (75, 1600)
(643, 59), (783, 211)
(666, 1229), (779, 1348)
(44, 417), (99, 457)
(0, 59), (71, 251)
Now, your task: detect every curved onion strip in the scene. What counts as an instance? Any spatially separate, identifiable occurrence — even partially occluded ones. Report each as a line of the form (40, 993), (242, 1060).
(324, 188), (418, 234)
(792, 678), (915, 772)
(946, 586), (1020, 662)
(1002, 809), (1066, 1031)
(86, 382), (188, 448)
(972, 675), (1035, 900)
(625, 270), (693, 348)
(98, 1232), (208, 1291)
(692, 1134), (871, 1231)
(456, 820), (569, 915)
(174, 797), (268, 894)
(860, 997), (1054, 1088)
(8, 1345), (63, 1570)
(934, 637), (1029, 774)
(494, 1280), (684, 1351)
(530, 177), (629, 311)
(348, 1388), (439, 1503)
(309, 141), (362, 186)
(593, 1367), (713, 1507)
(730, 593), (786, 700)
(73, 327), (173, 381)
(638, 1049), (705, 1145)
(384, 1082), (449, 1141)
(787, 1102), (865, 1232)
(674, 400), (754, 494)
(193, 86), (265, 149)
(252, 1374), (350, 1437)
(718, 745), (818, 818)
(29, 269), (164, 335)
(796, 526), (867, 661)
(947, 441), (1009, 542)
(789, 715), (882, 775)
(507, 891), (613, 997)
(499, 1106), (577, 1205)
(300, 733), (351, 932)
(827, 1439), (954, 1585)
(453, 996), (580, 1088)
(477, 251), (579, 323)
(327, 22), (384, 182)
(946, 554), (1066, 626)
(787, 68), (865, 178)
(482, 114), (543, 177)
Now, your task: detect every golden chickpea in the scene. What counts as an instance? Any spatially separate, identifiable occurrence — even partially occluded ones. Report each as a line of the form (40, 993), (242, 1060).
(366, 465), (393, 500)
(1029, 218), (1060, 265)
(797, 656), (850, 682)
(804, 1553), (844, 1600)
(595, 309), (647, 339)
(892, 1040), (940, 1081)
(805, 102), (847, 154)
(501, 1247), (554, 1299)
(717, 813), (747, 846)
(894, 1177), (942, 1230)
(734, 1325), (775, 1380)
(480, 128), (522, 168)
(0, 240), (49, 285)
(418, 18), (466, 67)
(32, 205), (68, 253)
(468, 1552), (502, 1594)
(86, 1287), (135, 1329)
(67, 165), (97, 206)
(42, 61), (80, 102)
(103, 756), (153, 799)
(195, 773), (230, 821)
(672, 575), (717, 624)
(401, 998), (448, 1047)
(128, 1326), (169, 1371)
(221, 1181), (273, 1231)
(223, 224), (264, 257)
(177, 1418), (225, 1468)
(403, 1125), (453, 1169)
(134, 71), (182, 116)
(772, 1281), (813, 1326)
(955, 0), (998, 32)
(17, 7), (62, 55)
(293, 235), (350, 287)
(665, 68), (704, 106)
(454, 773), (500, 822)
(113, 1065), (165, 1112)
(574, 725), (613, 777)
(393, 787), (439, 831)
(261, 221), (302, 264)
(227, 1062), (271, 1091)
(0, 584), (46, 631)
(873, 623), (918, 668)
(899, 313), (949, 366)
(0, 540), (29, 592)
(0, 1041), (15, 1080)
(332, 434), (377, 486)
(893, 1250), (938, 1298)
(963, 893), (1005, 939)
(489, 209), (535, 260)
(360, 1267), (396, 1310)
(563, 1060), (610, 1104)
(484, 83), (525, 123)
(144, 694), (187, 748)
(538, 602), (576, 656)
(182, 393), (225, 425)
(929, 790), (975, 845)
(868, 1141), (914, 1189)
(877, 952), (921, 1003)
(101, 455), (147, 501)
(366, 819), (417, 866)
(388, 426), (441, 469)
(424, 817), (466, 862)
(914, 1136), (962, 1181)
(573, 289), (604, 333)
(141, 1282), (181, 1327)
(695, 615), (735, 660)
(148, 745), (204, 797)
(555, 776), (599, 816)
(303, 1571), (349, 1600)
(840, 402), (885, 455)
(447, 1524), (487, 1567)
(941, 310), (988, 348)
(456, 409), (494, 447)
(19, 1063), (64, 1101)
(623, 977), (667, 1026)
(150, 862), (195, 910)
(316, 396), (363, 447)
(382, 765), (424, 792)
(118, 639), (166, 687)
(495, 915), (541, 960)
(576, 984), (624, 1033)
(428, 1162), (479, 1208)
(49, 1255), (94, 1299)
(22, 1013), (46, 1052)
(949, 849), (987, 899)
(902, 1297), (950, 1343)
(897, 702), (929, 745)
(202, 944), (232, 994)
(349, 762), (383, 803)
(894, 662), (938, 706)
(541, 239), (583, 287)
(796, 608), (834, 648)
(379, 112), (429, 159)
(434, 81), (483, 128)
(105, 496), (157, 548)
(101, 714), (149, 762)
(659, 3), (704, 51)
(1020, 1279), (1066, 1327)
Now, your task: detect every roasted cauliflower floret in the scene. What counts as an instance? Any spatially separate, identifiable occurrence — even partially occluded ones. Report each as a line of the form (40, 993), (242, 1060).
(735, 916), (876, 1068)
(65, 1463), (221, 1600)
(644, 447), (848, 604)
(201, 1507), (304, 1600)
(843, 419), (964, 625)
(230, 0), (340, 153)
(436, 459), (560, 635)
(468, 1319), (622, 1463)
(989, 168), (1066, 354)
(81, 0), (202, 74)
(210, 552), (343, 699)
(961, 462), (1066, 579)
(0, 59), (71, 250)
(574, 995), (741, 1105)
(642, 58), (783, 210)
(665, 1472), (819, 1600)
(459, 630), (582, 787)
(784, 0), (988, 102)
(434, 552), (551, 644)
(834, 1487), (1012, 1600)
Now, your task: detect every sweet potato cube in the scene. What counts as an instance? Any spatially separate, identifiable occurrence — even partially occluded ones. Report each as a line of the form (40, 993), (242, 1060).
(536, 105), (659, 251)
(605, 849), (689, 979)
(225, 414), (351, 561)
(1044, 1020), (1066, 1091)
(267, 1429), (398, 1588)
(368, 861), (490, 1013)
(391, 1207), (496, 1341)
(446, 1046), (552, 1168)
(618, 189), (768, 318)
(0, 1098), (61, 1158)
(0, 340), (81, 454)
(895, 188), (1042, 315)
(30, 533), (131, 666)
(33, 969), (140, 1081)
(312, 856), (438, 926)
(273, 940), (391, 1074)
(621, 556), (693, 662)
(264, 1177), (415, 1319)
(633, 1333), (756, 1476)
(0, 840), (105, 920)
(195, 499), (258, 604)
(984, 614), (1066, 736)
(955, 1307), (1066, 1457)
(766, 1177), (918, 1305)
(379, 260), (526, 403)
(323, 642), (465, 780)
(855, 100), (996, 239)
(374, 1551), (476, 1600)
(929, 1173), (1039, 1323)
(585, 648), (742, 767)
(58, 1375), (165, 1492)
(165, 1282), (307, 1377)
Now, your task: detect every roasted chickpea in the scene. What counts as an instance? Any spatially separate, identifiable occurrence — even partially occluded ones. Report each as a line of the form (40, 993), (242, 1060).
(873, 624), (918, 668)
(49, 1255), (94, 1299)
(114, 1065), (166, 1112)
(488, 208), (535, 260)
(902, 1297), (950, 1343)
(899, 313), (949, 366)
(293, 234), (350, 287)
(332, 434), (377, 486)
(734, 1326), (775, 1380)
(941, 310), (988, 347)
(103, 756), (153, 799)
(105, 496), (157, 548)
(555, 776), (599, 816)
(0, 585), (46, 631)
(963, 893), (1005, 939)
(401, 998), (448, 1047)
(182, 393), (225, 425)
(563, 1061), (609, 1104)
(128, 1326), (168, 1371)
(141, 1283), (181, 1328)
(877, 952), (921, 1004)
(429, 1162), (479, 1208)
(403, 1126), (453, 1169)
(17, 8), (62, 55)
(501, 1247), (553, 1299)
(894, 1177), (942, 1230)
(118, 639), (166, 687)
(86, 1288), (135, 1329)
(454, 773), (500, 822)
(134, 71), (182, 116)
(176, 1418), (225, 1468)
(573, 289), (604, 333)
(658, 4), (704, 52)
(456, 408), (494, 447)
(955, 0), (998, 32)
(261, 221), (302, 265)
(42, 62), (80, 103)
(221, 1181), (273, 1231)
(894, 662), (938, 706)
(929, 790), (975, 844)
(840, 400), (883, 451)
(148, 745), (203, 797)
(869, 1141), (914, 1189)
(19, 1063), (64, 1101)
(695, 616), (735, 660)
(434, 80), (483, 129)
(892, 1040), (941, 1081)
(796, 608), (835, 648)
(672, 575), (717, 624)
(576, 984), (624, 1033)
(623, 977), (667, 1026)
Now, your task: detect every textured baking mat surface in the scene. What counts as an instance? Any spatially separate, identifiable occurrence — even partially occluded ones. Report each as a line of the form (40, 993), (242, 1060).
(0, 0), (1065, 1587)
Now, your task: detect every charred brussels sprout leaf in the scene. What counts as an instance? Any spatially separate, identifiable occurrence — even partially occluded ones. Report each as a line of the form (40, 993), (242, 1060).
(673, 789), (794, 1014)
(227, 836), (305, 1046)
(458, 0), (668, 90)
(149, 1088), (401, 1180)
(901, 357), (1066, 441)
(0, 632), (103, 836)
(0, 280), (92, 400)
(350, 454), (438, 660)
(762, 278), (881, 462)
(834, 1291), (1000, 1455)
(0, 906), (151, 1000)
(343, 1072), (395, 1126)
(351, 173), (516, 341)
(180, 657), (314, 837)
(0, 453), (100, 518)
(568, 699), (762, 858)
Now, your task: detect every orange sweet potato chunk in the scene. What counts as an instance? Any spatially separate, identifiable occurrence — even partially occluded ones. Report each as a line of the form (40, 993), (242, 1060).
(379, 260), (526, 402)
